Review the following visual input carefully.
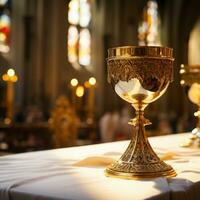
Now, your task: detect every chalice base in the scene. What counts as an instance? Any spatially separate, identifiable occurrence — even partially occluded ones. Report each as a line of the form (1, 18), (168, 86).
(105, 123), (176, 179)
(105, 165), (176, 179)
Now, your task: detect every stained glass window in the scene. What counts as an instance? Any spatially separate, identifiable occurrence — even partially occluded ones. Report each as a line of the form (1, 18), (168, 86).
(79, 0), (91, 27)
(68, 26), (78, 63)
(68, 0), (79, 25)
(79, 29), (91, 66)
(0, 0), (10, 53)
(0, 0), (8, 6)
(67, 0), (91, 68)
(138, 0), (161, 46)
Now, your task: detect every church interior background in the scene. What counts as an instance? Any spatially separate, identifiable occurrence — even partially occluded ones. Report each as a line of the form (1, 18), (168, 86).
(0, 0), (200, 153)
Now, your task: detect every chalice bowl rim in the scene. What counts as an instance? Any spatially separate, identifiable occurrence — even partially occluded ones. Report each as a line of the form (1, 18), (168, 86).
(107, 45), (174, 61)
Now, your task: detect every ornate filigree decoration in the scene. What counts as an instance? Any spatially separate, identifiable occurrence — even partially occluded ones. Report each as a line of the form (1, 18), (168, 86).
(107, 58), (173, 92)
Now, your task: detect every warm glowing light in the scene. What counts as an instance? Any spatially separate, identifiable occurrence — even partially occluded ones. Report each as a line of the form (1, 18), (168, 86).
(89, 77), (96, 85)
(2, 74), (8, 81)
(4, 117), (11, 125)
(79, 28), (91, 66)
(180, 64), (184, 68)
(188, 83), (200, 105)
(2, 68), (18, 82)
(0, 0), (8, 6)
(2, 74), (18, 82)
(76, 85), (84, 97)
(68, 0), (79, 25)
(0, 32), (6, 41)
(84, 81), (90, 88)
(138, 0), (160, 46)
(68, 26), (79, 63)
(194, 111), (200, 117)
(79, 0), (91, 27)
(180, 80), (185, 85)
(7, 68), (15, 77)
(0, 44), (9, 52)
(12, 76), (18, 82)
(179, 69), (185, 74)
(70, 78), (78, 87)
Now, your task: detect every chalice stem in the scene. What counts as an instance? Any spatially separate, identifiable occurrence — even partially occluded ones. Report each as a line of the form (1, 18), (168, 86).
(120, 104), (159, 166)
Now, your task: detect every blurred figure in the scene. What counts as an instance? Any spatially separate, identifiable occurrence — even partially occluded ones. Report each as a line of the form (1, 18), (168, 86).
(14, 105), (25, 123)
(177, 116), (187, 133)
(177, 113), (196, 133)
(50, 96), (78, 148)
(25, 105), (44, 123)
(99, 109), (120, 142)
(157, 119), (172, 135)
(169, 110), (178, 133)
(156, 113), (172, 135)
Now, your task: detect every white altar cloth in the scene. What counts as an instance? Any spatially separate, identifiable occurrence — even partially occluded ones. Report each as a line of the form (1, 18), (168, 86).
(0, 133), (200, 200)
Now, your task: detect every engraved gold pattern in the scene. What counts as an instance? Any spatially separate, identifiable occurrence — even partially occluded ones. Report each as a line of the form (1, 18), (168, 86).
(107, 58), (173, 92)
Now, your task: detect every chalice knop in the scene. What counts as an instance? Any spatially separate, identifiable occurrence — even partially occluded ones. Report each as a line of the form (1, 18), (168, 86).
(105, 46), (176, 179)
(180, 64), (200, 147)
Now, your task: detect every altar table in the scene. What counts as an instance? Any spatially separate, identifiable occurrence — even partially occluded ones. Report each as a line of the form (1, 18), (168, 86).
(0, 133), (200, 200)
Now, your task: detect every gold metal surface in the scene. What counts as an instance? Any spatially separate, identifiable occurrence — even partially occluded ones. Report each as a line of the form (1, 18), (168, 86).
(106, 46), (176, 179)
(108, 46), (174, 60)
(180, 64), (200, 147)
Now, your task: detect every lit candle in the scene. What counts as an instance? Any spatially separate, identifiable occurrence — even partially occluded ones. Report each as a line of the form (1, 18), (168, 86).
(75, 85), (84, 112)
(2, 68), (18, 124)
(70, 78), (78, 107)
(87, 77), (96, 124)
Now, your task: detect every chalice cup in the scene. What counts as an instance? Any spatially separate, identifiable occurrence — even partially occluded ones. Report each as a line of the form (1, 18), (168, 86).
(180, 64), (200, 147)
(105, 46), (176, 179)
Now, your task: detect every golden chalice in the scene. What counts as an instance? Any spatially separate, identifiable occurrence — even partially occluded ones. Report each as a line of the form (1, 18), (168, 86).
(105, 46), (176, 179)
(180, 64), (200, 147)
